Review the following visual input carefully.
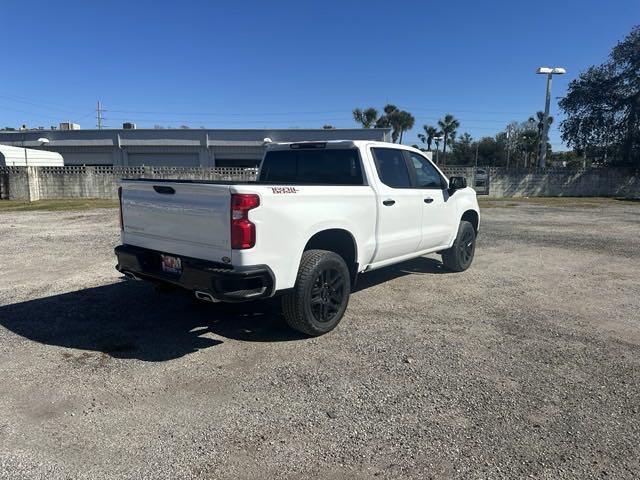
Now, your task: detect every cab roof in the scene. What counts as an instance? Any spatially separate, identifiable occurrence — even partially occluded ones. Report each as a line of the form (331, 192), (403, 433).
(266, 140), (424, 153)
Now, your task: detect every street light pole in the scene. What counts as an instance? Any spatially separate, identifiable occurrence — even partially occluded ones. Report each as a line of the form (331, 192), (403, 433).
(539, 72), (553, 169)
(474, 141), (479, 170)
(505, 125), (512, 169)
(536, 66), (566, 169)
(22, 131), (29, 167)
(434, 136), (444, 165)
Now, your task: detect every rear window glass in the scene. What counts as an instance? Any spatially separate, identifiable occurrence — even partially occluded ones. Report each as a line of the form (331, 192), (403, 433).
(259, 149), (364, 185)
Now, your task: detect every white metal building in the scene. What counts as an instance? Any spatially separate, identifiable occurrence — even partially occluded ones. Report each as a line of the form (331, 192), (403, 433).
(0, 144), (64, 167)
(0, 128), (390, 167)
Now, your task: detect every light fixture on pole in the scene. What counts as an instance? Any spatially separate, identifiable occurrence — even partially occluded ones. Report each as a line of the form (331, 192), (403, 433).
(536, 66), (566, 168)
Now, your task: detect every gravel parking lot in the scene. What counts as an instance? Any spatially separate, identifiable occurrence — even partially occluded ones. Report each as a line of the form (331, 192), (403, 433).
(1, 198), (639, 479)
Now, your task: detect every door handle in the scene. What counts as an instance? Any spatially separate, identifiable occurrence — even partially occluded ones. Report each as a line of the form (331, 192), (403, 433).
(383, 199), (396, 206)
(153, 185), (175, 194)
(424, 197), (434, 204)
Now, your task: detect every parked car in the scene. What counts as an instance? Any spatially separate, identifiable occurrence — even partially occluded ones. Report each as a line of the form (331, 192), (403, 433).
(115, 141), (480, 336)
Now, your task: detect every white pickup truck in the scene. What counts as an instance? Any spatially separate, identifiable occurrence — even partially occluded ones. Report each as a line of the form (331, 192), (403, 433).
(115, 141), (479, 336)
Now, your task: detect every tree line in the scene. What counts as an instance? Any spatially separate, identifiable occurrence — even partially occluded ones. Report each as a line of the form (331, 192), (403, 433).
(352, 105), (554, 167)
(559, 25), (639, 167)
(351, 25), (639, 168)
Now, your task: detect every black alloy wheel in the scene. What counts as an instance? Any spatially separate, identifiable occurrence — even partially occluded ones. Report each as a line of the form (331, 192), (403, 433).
(309, 267), (346, 323)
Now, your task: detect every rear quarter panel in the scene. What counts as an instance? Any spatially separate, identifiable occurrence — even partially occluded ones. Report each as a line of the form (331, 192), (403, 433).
(230, 184), (377, 291)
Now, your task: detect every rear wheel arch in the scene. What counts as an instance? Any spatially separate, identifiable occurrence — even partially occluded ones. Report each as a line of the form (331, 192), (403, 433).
(303, 228), (359, 282)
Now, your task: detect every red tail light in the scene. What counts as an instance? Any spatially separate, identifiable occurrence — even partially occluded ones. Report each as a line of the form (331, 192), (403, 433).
(231, 194), (260, 249)
(118, 186), (124, 231)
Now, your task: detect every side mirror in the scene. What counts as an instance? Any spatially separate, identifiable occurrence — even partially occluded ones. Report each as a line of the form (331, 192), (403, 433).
(448, 176), (467, 193)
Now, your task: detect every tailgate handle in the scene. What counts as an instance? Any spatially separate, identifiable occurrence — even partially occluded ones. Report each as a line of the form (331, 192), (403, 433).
(153, 186), (175, 194)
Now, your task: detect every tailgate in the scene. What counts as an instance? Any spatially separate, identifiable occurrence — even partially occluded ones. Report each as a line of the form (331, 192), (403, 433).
(120, 181), (231, 263)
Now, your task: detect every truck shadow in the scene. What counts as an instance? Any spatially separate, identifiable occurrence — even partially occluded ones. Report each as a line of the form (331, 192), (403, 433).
(354, 256), (447, 292)
(0, 281), (302, 362)
(0, 256), (447, 362)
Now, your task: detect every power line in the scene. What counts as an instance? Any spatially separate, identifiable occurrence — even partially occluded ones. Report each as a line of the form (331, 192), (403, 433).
(0, 94), (85, 114)
(96, 101), (104, 129)
(105, 108), (348, 117)
(402, 106), (533, 116)
(1, 94), (536, 119)
(0, 104), (63, 122)
(0, 94), (563, 138)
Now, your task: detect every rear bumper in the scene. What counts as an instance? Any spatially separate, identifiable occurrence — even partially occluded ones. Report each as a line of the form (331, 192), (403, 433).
(114, 244), (274, 302)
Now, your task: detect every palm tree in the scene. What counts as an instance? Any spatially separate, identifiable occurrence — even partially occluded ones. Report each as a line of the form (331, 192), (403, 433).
(384, 104), (398, 114)
(374, 104), (397, 129)
(417, 125), (440, 151)
(376, 105), (415, 143)
(437, 114), (460, 165)
(395, 111), (415, 144)
(530, 111), (554, 138)
(519, 128), (538, 168)
(353, 107), (379, 128)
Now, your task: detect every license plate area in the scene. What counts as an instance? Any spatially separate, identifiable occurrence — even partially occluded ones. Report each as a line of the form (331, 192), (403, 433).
(161, 254), (182, 275)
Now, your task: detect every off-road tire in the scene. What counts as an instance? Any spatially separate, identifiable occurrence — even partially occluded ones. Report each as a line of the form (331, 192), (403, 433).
(441, 220), (476, 272)
(282, 249), (351, 336)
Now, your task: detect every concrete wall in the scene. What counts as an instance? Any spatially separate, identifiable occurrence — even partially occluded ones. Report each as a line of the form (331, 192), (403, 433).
(0, 166), (638, 201)
(485, 168), (640, 197)
(0, 166), (258, 201)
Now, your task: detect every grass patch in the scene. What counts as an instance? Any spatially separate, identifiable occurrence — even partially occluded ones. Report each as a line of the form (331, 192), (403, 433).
(478, 197), (640, 208)
(0, 199), (118, 212)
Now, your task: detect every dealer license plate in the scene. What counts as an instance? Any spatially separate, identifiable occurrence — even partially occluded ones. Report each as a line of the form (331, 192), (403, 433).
(161, 254), (182, 275)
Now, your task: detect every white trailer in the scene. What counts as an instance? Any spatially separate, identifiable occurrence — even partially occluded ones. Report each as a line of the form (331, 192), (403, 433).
(0, 145), (64, 167)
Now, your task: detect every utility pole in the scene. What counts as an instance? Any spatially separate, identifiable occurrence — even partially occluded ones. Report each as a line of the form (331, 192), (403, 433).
(22, 131), (28, 167)
(536, 67), (566, 168)
(96, 101), (103, 130)
(434, 136), (444, 166)
(506, 125), (511, 169)
(474, 141), (479, 170)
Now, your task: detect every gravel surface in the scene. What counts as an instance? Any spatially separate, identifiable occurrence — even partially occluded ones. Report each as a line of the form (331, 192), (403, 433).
(0, 200), (639, 479)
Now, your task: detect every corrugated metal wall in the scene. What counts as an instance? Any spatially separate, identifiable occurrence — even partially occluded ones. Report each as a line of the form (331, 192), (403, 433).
(59, 151), (113, 165)
(127, 153), (200, 166)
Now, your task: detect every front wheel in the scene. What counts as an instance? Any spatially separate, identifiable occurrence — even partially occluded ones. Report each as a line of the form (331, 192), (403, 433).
(441, 220), (476, 272)
(282, 250), (351, 336)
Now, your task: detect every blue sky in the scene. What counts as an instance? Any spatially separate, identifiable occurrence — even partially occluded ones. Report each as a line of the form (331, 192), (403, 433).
(1, 0), (637, 149)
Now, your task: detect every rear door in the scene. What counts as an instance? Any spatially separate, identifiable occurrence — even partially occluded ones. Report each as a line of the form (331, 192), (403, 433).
(369, 147), (423, 263)
(121, 181), (232, 263)
(404, 151), (458, 249)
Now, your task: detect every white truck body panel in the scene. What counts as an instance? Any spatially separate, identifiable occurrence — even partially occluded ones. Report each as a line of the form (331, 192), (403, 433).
(229, 183), (377, 291)
(121, 181), (231, 263)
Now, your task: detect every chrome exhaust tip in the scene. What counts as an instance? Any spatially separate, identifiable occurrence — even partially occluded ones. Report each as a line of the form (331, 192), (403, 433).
(123, 271), (142, 281)
(194, 290), (219, 303)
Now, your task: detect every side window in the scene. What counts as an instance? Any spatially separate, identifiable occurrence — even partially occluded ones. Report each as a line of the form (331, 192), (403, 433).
(371, 148), (412, 188)
(406, 152), (444, 189)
